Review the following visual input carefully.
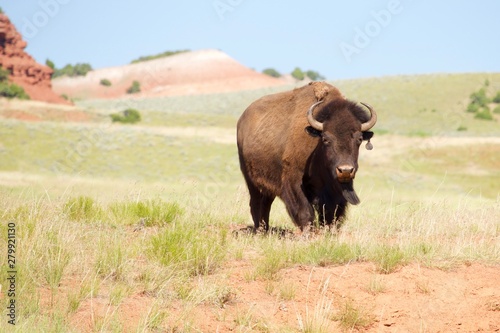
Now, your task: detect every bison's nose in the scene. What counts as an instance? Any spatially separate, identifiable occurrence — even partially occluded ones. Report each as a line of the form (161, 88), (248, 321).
(336, 165), (355, 182)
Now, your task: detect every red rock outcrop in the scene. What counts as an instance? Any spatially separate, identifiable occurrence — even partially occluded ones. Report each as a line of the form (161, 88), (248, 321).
(0, 13), (70, 104)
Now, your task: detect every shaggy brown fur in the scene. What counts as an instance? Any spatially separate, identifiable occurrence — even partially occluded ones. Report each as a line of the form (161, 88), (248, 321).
(237, 82), (375, 231)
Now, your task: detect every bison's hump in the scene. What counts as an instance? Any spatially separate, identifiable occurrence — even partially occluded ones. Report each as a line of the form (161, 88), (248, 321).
(308, 81), (343, 102)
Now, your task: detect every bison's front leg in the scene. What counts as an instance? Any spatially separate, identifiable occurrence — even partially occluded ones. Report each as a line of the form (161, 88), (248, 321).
(281, 182), (315, 230)
(318, 200), (347, 229)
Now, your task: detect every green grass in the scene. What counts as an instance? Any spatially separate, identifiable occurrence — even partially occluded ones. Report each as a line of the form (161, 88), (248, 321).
(0, 183), (498, 331)
(333, 299), (374, 331)
(109, 199), (183, 227)
(94, 234), (126, 280)
(0, 121), (239, 182)
(295, 239), (361, 267)
(370, 244), (406, 274)
(149, 219), (228, 276)
(334, 73), (500, 136)
(63, 196), (103, 222)
(402, 144), (500, 199)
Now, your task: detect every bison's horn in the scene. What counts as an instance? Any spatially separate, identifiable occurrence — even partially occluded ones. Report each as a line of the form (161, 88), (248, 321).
(360, 102), (377, 132)
(307, 100), (324, 131)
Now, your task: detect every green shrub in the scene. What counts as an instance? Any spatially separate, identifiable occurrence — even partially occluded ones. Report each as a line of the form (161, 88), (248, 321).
(149, 222), (227, 276)
(371, 244), (406, 274)
(100, 78), (112, 87)
(474, 108), (494, 121)
(466, 102), (479, 113)
(298, 241), (361, 266)
(306, 70), (325, 81)
(63, 196), (103, 222)
(126, 80), (141, 94)
(0, 66), (10, 81)
(469, 88), (489, 107)
(492, 91), (500, 103)
(262, 68), (281, 78)
(493, 105), (500, 114)
(0, 82), (30, 100)
(53, 63), (93, 78)
(333, 299), (374, 330)
(110, 108), (141, 124)
(291, 67), (305, 80)
(45, 59), (55, 70)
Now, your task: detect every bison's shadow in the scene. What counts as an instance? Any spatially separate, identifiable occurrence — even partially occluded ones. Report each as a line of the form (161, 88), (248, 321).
(232, 224), (339, 239)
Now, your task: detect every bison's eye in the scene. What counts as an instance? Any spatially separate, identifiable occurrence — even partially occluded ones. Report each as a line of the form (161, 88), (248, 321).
(356, 136), (363, 145)
(322, 137), (331, 145)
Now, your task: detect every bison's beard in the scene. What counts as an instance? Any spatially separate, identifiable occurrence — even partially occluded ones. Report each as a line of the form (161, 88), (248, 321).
(341, 182), (360, 205)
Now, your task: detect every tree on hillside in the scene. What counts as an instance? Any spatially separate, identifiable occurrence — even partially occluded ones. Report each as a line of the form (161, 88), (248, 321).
(474, 108), (493, 120)
(465, 81), (500, 121)
(52, 63), (93, 78)
(469, 88), (489, 108)
(306, 70), (325, 81)
(492, 91), (500, 103)
(100, 78), (112, 87)
(45, 59), (55, 70)
(262, 68), (281, 78)
(291, 67), (305, 81)
(126, 80), (141, 94)
(130, 49), (190, 64)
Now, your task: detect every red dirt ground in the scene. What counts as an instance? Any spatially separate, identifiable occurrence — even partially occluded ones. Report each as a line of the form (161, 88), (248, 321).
(0, 99), (98, 123)
(41, 261), (499, 332)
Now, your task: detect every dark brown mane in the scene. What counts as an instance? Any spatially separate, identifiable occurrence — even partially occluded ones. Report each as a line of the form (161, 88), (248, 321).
(315, 99), (371, 124)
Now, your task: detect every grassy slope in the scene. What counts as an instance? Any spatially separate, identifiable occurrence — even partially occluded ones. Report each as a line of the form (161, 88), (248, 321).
(334, 73), (500, 136)
(0, 73), (499, 331)
(78, 72), (500, 135)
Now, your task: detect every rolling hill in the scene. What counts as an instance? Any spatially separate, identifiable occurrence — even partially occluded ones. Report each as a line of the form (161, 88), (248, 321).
(51, 49), (285, 99)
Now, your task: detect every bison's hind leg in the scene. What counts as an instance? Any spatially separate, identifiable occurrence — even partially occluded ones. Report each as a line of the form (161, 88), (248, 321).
(246, 182), (275, 232)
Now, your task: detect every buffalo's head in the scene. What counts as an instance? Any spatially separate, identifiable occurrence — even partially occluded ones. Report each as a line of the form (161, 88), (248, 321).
(305, 99), (377, 204)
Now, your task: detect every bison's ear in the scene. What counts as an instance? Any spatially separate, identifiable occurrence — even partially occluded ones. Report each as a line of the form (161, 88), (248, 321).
(362, 131), (374, 141)
(305, 126), (321, 137)
(362, 131), (374, 150)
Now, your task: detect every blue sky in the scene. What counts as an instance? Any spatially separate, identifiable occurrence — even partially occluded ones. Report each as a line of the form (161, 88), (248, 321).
(2, 0), (500, 79)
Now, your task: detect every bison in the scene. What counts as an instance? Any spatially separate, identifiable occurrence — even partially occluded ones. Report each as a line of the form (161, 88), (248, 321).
(236, 82), (377, 231)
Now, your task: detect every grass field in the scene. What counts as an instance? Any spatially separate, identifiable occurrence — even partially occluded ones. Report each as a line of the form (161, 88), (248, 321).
(0, 73), (499, 332)
(78, 72), (500, 135)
